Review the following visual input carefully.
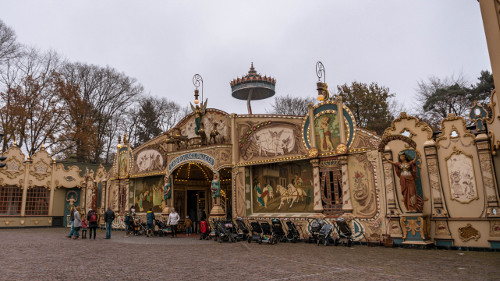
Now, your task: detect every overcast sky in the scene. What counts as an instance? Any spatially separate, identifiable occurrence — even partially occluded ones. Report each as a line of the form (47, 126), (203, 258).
(0, 0), (492, 115)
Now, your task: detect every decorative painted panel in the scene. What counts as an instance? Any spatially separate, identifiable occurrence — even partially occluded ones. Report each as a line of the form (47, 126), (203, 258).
(250, 161), (313, 213)
(446, 149), (478, 204)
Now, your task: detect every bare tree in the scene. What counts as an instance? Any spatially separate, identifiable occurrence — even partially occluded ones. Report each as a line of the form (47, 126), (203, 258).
(0, 20), (21, 65)
(267, 94), (316, 116)
(0, 48), (64, 154)
(59, 63), (143, 163)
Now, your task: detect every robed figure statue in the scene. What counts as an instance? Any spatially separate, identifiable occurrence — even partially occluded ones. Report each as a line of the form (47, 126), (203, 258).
(386, 151), (423, 213)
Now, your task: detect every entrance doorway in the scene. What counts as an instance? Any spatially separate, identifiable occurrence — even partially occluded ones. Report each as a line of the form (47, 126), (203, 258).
(186, 190), (207, 223)
(171, 163), (233, 223)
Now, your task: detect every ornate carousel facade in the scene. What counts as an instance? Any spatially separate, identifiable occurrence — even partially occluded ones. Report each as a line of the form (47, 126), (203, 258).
(1, 1), (500, 250)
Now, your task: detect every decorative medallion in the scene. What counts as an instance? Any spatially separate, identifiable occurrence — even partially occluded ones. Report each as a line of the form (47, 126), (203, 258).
(302, 100), (356, 157)
(458, 224), (481, 242)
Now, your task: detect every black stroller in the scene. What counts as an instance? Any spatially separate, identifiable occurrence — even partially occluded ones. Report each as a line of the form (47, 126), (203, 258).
(307, 219), (325, 243)
(334, 218), (353, 247)
(155, 219), (169, 237)
(248, 221), (263, 244)
(215, 220), (236, 243)
(284, 219), (301, 243)
(260, 221), (275, 244)
(235, 218), (250, 241)
(317, 222), (335, 246)
(271, 219), (287, 243)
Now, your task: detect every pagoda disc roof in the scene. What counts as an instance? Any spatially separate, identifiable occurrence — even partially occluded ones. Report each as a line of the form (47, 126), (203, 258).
(230, 63), (276, 100)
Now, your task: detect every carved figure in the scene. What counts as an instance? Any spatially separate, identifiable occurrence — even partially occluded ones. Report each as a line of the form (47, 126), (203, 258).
(164, 176), (172, 202)
(386, 151), (423, 212)
(210, 122), (219, 144)
(211, 171), (221, 198)
(190, 99), (207, 136)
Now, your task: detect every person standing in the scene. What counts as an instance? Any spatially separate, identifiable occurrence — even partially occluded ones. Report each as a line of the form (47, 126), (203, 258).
(87, 208), (98, 240)
(104, 207), (115, 239)
(67, 205), (76, 238)
(185, 216), (192, 236)
(73, 207), (82, 239)
(167, 208), (180, 238)
(146, 208), (155, 237)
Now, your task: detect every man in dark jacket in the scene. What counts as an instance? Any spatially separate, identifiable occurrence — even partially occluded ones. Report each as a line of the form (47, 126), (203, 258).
(104, 207), (115, 239)
(146, 208), (155, 237)
(87, 208), (98, 240)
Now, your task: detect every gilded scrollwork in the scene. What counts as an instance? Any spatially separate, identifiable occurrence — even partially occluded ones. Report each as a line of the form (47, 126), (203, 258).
(382, 112), (433, 140)
(458, 224), (481, 242)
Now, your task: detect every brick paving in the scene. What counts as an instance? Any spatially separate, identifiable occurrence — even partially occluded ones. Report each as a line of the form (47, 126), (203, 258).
(0, 228), (499, 281)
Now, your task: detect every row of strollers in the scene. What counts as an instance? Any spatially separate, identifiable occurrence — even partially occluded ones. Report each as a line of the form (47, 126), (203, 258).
(203, 217), (354, 246)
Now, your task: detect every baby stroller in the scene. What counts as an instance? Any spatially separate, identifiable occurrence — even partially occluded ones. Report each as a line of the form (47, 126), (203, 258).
(334, 218), (353, 247)
(248, 221), (263, 244)
(271, 219), (287, 243)
(155, 219), (170, 237)
(317, 222), (334, 246)
(285, 219), (301, 243)
(135, 218), (148, 236)
(307, 219), (325, 243)
(260, 221), (275, 244)
(199, 220), (210, 240)
(235, 218), (249, 241)
(213, 219), (235, 243)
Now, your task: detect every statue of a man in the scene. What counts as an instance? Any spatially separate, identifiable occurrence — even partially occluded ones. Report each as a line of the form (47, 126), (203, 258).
(211, 171), (221, 198)
(164, 175), (172, 202)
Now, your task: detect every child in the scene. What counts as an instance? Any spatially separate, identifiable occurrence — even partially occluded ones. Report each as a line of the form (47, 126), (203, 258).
(81, 217), (88, 239)
(185, 215), (192, 236)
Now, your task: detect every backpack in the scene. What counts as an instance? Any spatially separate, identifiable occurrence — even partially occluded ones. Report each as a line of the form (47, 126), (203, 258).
(90, 212), (97, 223)
(200, 221), (208, 234)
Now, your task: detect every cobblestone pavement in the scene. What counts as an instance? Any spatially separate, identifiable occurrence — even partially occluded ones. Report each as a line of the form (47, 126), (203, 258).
(1, 228), (499, 281)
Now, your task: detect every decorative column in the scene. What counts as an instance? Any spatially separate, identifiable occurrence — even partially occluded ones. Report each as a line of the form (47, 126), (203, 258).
(20, 156), (31, 218)
(476, 133), (500, 217)
(311, 159), (323, 213)
(478, 0), (500, 100)
(48, 157), (56, 217)
(382, 149), (401, 216)
(336, 95), (346, 145)
(424, 140), (448, 217)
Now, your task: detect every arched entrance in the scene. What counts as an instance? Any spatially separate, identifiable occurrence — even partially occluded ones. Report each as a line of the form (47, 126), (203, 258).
(170, 163), (232, 222)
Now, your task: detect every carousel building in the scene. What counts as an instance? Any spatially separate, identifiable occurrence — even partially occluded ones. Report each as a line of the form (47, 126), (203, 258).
(2, 1), (500, 250)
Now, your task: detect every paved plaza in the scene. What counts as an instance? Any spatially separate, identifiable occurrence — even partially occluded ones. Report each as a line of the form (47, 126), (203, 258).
(0, 228), (499, 281)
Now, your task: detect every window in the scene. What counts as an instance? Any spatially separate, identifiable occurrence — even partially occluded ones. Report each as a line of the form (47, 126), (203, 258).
(319, 166), (343, 216)
(0, 186), (23, 215)
(25, 186), (50, 216)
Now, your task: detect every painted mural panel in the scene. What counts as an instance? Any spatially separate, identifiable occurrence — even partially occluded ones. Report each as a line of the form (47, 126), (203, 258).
(239, 121), (305, 162)
(118, 147), (131, 178)
(446, 151), (478, 203)
(314, 112), (341, 153)
(251, 160), (313, 213)
(348, 153), (378, 218)
(133, 176), (165, 212)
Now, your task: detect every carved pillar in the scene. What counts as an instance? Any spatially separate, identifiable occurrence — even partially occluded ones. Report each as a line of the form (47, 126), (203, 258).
(20, 157), (30, 217)
(382, 149), (401, 215)
(48, 158), (56, 216)
(308, 103), (316, 146)
(424, 140), (448, 217)
(336, 95), (346, 144)
(478, 0), (500, 99)
(311, 159), (323, 213)
(340, 156), (353, 212)
(476, 134), (500, 217)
